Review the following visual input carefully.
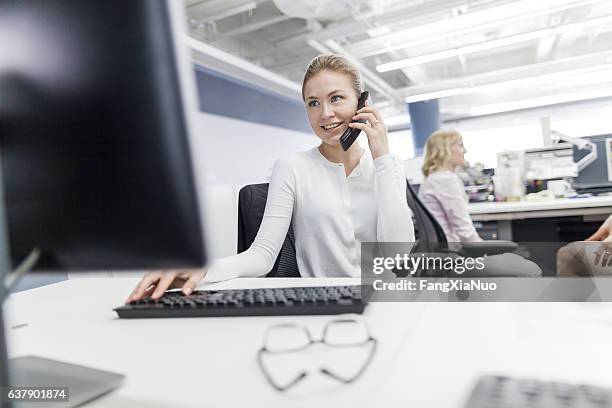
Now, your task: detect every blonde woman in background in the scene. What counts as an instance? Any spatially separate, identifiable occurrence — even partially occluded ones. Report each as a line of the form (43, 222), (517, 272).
(418, 129), (483, 243)
(418, 130), (543, 277)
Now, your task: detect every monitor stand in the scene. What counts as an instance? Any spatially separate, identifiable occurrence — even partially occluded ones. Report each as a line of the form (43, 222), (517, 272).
(0, 260), (125, 408)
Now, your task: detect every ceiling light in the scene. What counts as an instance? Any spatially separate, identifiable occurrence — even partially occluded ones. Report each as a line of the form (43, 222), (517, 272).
(377, 14), (612, 73)
(405, 88), (469, 103)
(366, 26), (391, 37)
(468, 88), (612, 116)
(404, 64), (612, 103)
(360, 0), (603, 58)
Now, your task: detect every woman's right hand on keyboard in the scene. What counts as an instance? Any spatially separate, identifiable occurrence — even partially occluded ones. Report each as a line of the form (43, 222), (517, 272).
(125, 269), (207, 303)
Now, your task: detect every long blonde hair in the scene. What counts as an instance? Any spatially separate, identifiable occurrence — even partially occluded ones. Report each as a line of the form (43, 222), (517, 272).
(301, 54), (362, 100)
(421, 129), (462, 177)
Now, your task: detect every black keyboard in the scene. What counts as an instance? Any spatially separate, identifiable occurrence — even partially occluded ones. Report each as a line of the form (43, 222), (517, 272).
(465, 375), (612, 408)
(114, 285), (368, 318)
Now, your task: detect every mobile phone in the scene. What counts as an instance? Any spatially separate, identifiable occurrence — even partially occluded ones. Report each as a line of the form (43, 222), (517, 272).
(340, 91), (369, 151)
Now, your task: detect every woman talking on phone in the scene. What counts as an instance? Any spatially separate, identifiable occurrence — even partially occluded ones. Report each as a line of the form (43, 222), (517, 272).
(126, 54), (415, 302)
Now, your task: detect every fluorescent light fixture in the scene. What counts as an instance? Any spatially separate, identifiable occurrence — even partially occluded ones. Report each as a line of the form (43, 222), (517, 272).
(363, 0), (603, 58)
(377, 14), (612, 73)
(405, 64), (612, 103)
(469, 87), (612, 116)
(366, 25), (391, 37)
(459, 29), (551, 54)
(405, 88), (469, 103)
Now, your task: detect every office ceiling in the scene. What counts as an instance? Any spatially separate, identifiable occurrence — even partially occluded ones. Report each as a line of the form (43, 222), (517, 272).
(185, 0), (612, 124)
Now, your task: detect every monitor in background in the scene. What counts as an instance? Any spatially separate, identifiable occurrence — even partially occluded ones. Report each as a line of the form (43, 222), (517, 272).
(573, 134), (612, 194)
(0, 1), (206, 406)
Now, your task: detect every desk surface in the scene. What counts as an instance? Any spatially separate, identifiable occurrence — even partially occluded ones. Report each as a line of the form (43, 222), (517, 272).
(5, 278), (612, 407)
(468, 195), (612, 215)
(468, 196), (612, 222)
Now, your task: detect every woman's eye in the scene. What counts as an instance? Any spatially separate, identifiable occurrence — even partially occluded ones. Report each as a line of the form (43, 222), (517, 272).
(308, 100), (319, 107)
(331, 95), (343, 103)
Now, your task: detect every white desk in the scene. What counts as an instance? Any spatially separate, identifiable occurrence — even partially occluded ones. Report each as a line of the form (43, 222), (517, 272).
(468, 196), (612, 221)
(5, 278), (612, 407)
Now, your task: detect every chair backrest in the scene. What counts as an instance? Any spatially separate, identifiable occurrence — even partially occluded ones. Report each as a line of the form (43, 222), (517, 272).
(405, 182), (448, 251)
(237, 183), (300, 277)
(238, 181), (446, 276)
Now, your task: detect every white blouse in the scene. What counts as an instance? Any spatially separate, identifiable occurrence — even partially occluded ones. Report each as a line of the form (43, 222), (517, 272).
(418, 169), (482, 243)
(203, 147), (415, 283)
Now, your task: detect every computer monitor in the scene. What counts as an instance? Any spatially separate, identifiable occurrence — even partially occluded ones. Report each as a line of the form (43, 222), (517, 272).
(573, 134), (612, 193)
(0, 0), (206, 405)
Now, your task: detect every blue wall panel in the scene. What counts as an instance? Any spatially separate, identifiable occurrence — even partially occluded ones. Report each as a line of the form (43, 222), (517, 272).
(194, 65), (311, 133)
(408, 100), (440, 156)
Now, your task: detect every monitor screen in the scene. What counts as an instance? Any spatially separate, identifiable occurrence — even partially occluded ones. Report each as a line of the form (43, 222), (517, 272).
(573, 134), (612, 192)
(0, 0), (206, 270)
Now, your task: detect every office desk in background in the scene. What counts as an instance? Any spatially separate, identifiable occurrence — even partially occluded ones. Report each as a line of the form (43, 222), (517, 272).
(469, 195), (612, 246)
(469, 195), (612, 223)
(5, 278), (612, 407)
(468, 196), (612, 275)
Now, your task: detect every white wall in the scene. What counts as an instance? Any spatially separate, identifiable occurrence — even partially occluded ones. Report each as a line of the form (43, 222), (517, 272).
(192, 112), (317, 187)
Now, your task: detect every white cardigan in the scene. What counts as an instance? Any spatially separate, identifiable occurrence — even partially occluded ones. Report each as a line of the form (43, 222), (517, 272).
(204, 147), (415, 283)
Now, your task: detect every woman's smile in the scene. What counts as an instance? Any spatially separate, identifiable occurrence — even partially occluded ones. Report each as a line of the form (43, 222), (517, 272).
(321, 121), (347, 137)
(322, 122), (343, 131)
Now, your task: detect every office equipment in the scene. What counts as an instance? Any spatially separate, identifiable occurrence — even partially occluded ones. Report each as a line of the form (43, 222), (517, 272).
(524, 131), (597, 181)
(547, 179), (573, 197)
(465, 375), (612, 408)
(525, 143), (578, 180)
(495, 151), (525, 200)
(456, 165), (493, 203)
(0, 1), (205, 406)
(574, 134), (612, 194)
(0, 1), (205, 272)
(10, 356), (125, 408)
(115, 285), (367, 318)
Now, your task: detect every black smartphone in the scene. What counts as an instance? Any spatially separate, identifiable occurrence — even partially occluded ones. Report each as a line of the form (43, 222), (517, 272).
(340, 91), (369, 151)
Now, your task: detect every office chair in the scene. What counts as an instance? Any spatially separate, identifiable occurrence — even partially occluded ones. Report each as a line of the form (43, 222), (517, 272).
(405, 182), (519, 257)
(237, 181), (519, 279)
(237, 183), (300, 277)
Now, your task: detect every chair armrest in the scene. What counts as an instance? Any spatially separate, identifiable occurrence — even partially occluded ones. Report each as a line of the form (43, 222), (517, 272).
(460, 240), (518, 257)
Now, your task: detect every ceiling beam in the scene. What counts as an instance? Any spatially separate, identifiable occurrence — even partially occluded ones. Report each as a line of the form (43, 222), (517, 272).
(185, 35), (302, 101)
(220, 14), (294, 36)
(271, 0), (467, 53)
(188, 0), (268, 22)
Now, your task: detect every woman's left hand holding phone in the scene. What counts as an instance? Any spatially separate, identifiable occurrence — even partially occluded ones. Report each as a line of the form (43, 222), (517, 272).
(348, 104), (389, 159)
